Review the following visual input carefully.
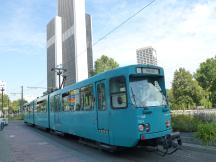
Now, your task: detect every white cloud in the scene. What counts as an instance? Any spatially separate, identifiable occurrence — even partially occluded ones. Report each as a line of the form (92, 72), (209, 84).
(91, 0), (216, 88)
(0, 1), (48, 56)
(0, 1), (51, 101)
(180, 1), (216, 34)
(2, 0), (216, 102)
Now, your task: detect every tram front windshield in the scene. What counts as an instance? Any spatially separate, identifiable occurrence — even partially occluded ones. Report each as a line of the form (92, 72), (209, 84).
(129, 76), (167, 108)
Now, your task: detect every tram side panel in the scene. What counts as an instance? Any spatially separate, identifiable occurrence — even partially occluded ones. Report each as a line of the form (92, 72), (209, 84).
(34, 96), (49, 129)
(49, 85), (98, 141)
(28, 101), (35, 125)
(108, 75), (138, 147)
(23, 102), (34, 125)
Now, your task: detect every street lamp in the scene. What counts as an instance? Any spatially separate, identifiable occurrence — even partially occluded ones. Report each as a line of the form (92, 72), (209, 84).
(1, 87), (5, 117)
(51, 67), (67, 89)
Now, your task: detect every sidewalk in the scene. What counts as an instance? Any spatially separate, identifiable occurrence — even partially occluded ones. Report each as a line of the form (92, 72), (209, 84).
(180, 132), (216, 154)
(0, 128), (11, 162)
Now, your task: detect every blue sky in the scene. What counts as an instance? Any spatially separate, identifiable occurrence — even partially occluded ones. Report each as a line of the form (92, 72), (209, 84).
(0, 0), (216, 101)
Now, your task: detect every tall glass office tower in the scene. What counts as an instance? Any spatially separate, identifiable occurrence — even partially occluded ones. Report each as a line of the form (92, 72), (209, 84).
(47, 16), (63, 90)
(47, 0), (93, 90)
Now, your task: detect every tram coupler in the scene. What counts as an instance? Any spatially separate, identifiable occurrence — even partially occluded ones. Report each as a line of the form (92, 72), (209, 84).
(170, 131), (182, 146)
(156, 132), (182, 156)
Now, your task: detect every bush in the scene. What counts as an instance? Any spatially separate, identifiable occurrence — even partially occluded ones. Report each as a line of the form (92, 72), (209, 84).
(171, 115), (201, 132)
(8, 114), (24, 120)
(196, 122), (216, 145)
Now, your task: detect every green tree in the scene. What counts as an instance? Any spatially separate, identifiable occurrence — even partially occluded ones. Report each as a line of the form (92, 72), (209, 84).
(93, 55), (119, 75)
(11, 100), (20, 113)
(195, 57), (216, 106)
(171, 68), (210, 109)
(11, 99), (28, 113)
(167, 89), (174, 108)
(0, 94), (10, 108)
(0, 94), (10, 114)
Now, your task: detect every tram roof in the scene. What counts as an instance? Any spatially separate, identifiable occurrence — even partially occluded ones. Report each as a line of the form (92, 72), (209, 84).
(33, 64), (164, 99)
(54, 64), (164, 94)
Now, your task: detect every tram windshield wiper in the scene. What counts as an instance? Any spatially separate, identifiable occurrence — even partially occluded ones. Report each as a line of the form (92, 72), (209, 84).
(130, 87), (137, 107)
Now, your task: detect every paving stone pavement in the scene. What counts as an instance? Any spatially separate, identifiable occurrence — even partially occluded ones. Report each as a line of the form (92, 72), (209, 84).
(1, 121), (216, 162)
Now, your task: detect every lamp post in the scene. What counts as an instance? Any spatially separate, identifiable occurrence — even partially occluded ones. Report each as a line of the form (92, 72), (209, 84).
(51, 67), (67, 89)
(7, 98), (9, 117)
(1, 87), (5, 117)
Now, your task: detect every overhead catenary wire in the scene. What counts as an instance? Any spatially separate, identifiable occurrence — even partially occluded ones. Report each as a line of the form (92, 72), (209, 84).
(27, 87), (47, 89)
(92, 0), (156, 47)
(62, 0), (156, 66)
(28, 0), (156, 95)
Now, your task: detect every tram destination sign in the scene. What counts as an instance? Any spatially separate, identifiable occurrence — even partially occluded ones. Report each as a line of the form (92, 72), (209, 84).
(136, 67), (160, 75)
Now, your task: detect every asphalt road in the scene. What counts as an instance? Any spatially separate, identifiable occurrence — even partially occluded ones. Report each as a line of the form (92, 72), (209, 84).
(0, 121), (216, 162)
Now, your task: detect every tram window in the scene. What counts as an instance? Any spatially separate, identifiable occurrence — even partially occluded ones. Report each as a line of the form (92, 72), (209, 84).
(80, 85), (93, 111)
(62, 92), (71, 111)
(110, 76), (127, 108)
(27, 106), (30, 114)
(36, 100), (47, 112)
(23, 106), (27, 114)
(69, 89), (80, 111)
(30, 105), (33, 113)
(34, 105), (37, 112)
(97, 83), (106, 111)
(50, 96), (54, 112)
(54, 95), (61, 112)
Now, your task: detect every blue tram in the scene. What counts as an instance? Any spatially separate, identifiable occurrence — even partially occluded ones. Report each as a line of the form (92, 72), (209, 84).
(24, 64), (181, 150)
(23, 101), (34, 125)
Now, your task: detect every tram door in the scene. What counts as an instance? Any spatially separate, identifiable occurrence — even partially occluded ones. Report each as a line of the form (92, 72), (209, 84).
(54, 94), (61, 129)
(96, 80), (110, 143)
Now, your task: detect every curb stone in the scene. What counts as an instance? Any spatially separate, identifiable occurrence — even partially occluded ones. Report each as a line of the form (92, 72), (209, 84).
(182, 142), (216, 154)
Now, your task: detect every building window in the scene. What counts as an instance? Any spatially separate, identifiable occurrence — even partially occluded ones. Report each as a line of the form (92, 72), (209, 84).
(110, 76), (127, 109)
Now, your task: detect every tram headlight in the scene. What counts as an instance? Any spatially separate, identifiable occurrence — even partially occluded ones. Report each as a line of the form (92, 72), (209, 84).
(145, 123), (151, 132)
(166, 120), (171, 128)
(138, 124), (145, 132)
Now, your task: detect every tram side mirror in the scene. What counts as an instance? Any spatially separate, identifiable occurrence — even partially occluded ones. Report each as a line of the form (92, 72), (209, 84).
(117, 96), (123, 105)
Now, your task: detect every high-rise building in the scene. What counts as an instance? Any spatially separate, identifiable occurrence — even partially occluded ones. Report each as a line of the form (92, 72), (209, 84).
(47, 0), (93, 89)
(85, 14), (93, 77)
(47, 16), (63, 90)
(136, 46), (157, 65)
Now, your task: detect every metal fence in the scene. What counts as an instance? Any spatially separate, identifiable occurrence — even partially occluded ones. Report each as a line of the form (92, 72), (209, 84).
(171, 109), (216, 122)
(171, 109), (216, 115)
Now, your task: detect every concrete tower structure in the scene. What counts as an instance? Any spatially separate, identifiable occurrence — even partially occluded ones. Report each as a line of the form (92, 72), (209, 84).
(85, 14), (93, 77)
(47, 16), (63, 90)
(58, 0), (92, 86)
(47, 0), (93, 90)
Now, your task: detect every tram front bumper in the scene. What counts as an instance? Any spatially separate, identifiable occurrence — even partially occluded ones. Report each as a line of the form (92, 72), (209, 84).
(140, 129), (172, 140)
(156, 131), (182, 149)
(139, 130), (182, 148)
